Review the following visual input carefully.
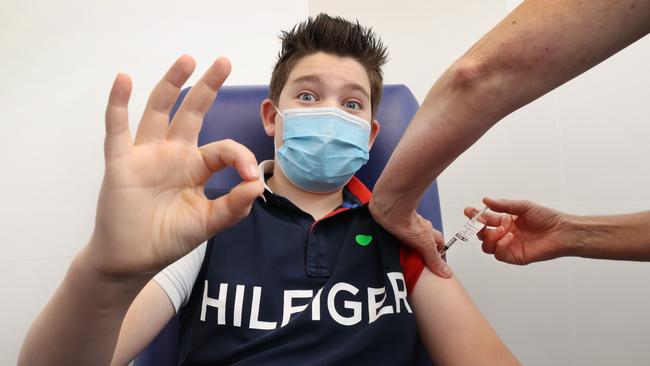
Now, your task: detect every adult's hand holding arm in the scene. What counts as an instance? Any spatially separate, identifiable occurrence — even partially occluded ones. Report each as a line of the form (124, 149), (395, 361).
(370, 0), (649, 277)
(18, 56), (264, 366)
(468, 198), (650, 264)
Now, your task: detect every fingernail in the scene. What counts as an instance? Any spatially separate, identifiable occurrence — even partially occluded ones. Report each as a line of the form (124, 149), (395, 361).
(248, 164), (259, 179)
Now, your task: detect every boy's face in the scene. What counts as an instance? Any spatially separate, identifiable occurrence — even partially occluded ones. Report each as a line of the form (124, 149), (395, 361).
(261, 52), (380, 151)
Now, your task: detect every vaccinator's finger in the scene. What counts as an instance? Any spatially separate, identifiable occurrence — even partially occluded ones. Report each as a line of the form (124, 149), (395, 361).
(494, 233), (518, 264)
(483, 197), (534, 216)
(464, 207), (505, 227)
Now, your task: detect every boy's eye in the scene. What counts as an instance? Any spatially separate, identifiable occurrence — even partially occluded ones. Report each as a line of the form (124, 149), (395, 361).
(344, 101), (361, 110)
(298, 92), (316, 102)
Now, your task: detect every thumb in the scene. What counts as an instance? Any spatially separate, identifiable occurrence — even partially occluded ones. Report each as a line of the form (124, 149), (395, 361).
(483, 197), (533, 216)
(421, 244), (452, 278)
(206, 180), (264, 235)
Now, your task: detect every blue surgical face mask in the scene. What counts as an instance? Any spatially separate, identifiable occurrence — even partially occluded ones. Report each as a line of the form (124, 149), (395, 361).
(274, 106), (371, 193)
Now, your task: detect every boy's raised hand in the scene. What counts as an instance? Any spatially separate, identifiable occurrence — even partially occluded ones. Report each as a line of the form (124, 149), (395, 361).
(91, 55), (264, 278)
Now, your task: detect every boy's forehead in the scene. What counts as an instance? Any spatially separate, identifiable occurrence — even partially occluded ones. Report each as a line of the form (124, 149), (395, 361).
(285, 53), (371, 96)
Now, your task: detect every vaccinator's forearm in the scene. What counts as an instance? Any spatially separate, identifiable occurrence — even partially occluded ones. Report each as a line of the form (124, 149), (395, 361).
(570, 211), (650, 261)
(372, 0), (649, 216)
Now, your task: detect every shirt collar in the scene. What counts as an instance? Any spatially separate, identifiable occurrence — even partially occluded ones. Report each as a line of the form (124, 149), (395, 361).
(256, 160), (371, 206)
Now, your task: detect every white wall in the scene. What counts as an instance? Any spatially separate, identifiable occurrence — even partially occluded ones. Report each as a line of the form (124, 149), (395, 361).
(310, 1), (650, 365)
(0, 1), (308, 364)
(2, 1), (649, 365)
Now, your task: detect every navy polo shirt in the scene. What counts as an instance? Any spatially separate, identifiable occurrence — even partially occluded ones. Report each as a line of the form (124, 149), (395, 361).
(175, 177), (428, 365)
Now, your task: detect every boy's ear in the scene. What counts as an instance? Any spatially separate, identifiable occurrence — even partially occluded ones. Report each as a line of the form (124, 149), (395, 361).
(260, 99), (278, 137)
(368, 119), (380, 148)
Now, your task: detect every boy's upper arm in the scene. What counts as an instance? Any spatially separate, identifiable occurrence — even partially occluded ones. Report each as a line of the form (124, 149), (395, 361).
(110, 280), (176, 366)
(111, 242), (207, 365)
(410, 269), (520, 366)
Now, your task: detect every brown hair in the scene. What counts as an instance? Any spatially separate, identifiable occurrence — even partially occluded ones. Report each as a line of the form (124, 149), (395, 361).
(269, 13), (388, 118)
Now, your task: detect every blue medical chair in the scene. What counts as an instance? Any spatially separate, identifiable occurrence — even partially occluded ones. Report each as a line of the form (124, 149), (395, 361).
(133, 84), (443, 366)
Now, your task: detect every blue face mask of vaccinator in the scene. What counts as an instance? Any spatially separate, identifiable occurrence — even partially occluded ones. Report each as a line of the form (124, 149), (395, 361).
(274, 106), (371, 193)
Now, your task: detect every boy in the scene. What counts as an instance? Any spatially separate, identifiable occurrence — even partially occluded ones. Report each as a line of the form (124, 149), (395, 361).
(19, 14), (519, 366)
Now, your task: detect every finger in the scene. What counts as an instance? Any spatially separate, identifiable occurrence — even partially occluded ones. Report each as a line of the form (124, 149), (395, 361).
(481, 226), (510, 244)
(135, 55), (196, 144)
(463, 207), (479, 219)
(477, 227), (486, 240)
(104, 73), (133, 160)
(496, 232), (514, 247)
(477, 225), (493, 241)
(168, 57), (232, 144)
(421, 244), (452, 278)
(433, 229), (445, 251)
(482, 236), (496, 254)
(494, 233), (517, 264)
(199, 139), (260, 181)
(483, 197), (533, 216)
(206, 179), (265, 234)
(465, 207), (512, 228)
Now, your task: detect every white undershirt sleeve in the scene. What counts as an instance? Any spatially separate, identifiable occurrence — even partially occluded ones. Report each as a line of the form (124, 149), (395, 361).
(153, 242), (207, 314)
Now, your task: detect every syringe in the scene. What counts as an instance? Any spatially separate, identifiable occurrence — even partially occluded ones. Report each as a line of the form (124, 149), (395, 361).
(440, 206), (488, 256)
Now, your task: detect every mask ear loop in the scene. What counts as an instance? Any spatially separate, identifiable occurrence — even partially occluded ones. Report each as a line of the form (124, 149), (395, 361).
(270, 104), (302, 192)
(258, 105), (285, 201)
(272, 104), (283, 158)
(274, 105), (282, 116)
(270, 104), (291, 190)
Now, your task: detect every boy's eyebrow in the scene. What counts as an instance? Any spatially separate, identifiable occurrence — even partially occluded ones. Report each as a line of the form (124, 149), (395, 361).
(290, 74), (371, 101)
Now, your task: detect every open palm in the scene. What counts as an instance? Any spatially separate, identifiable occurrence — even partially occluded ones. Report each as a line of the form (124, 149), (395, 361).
(89, 56), (263, 277)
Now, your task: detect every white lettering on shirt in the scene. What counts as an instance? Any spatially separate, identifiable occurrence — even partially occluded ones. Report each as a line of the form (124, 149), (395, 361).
(249, 286), (277, 330)
(281, 290), (314, 327)
(328, 282), (362, 326)
(201, 281), (227, 325)
(367, 286), (394, 323)
(199, 272), (411, 329)
(387, 272), (412, 314)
